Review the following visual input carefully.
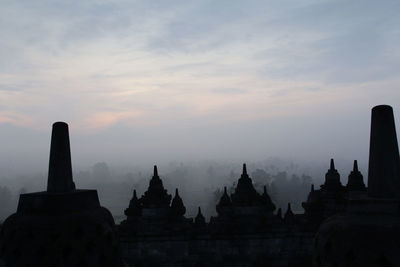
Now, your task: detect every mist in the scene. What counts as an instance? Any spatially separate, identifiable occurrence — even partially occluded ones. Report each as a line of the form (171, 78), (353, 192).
(0, 153), (369, 223)
(1, 0), (400, 223)
(0, 104), (396, 222)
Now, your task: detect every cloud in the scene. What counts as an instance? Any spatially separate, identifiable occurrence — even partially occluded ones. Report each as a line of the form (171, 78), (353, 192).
(0, 0), (399, 139)
(0, 111), (34, 126)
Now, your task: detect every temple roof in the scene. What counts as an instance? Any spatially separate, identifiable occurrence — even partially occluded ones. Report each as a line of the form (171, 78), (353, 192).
(261, 185), (276, 212)
(322, 159), (344, 191)
(140, 166), (171, 208)
(230, 164), (261, 206)
(217, 187), (232, 207)
(346, 160), (366, 191)
(170, 188), (186, 217)
(284, 203), (295, 222)
(305, 184), (321, 203)
(194, 207), (206, 225)
(125, 189), (142, 217)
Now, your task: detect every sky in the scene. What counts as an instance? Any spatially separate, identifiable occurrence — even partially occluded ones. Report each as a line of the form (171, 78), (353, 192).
(0, 0), (400, 173)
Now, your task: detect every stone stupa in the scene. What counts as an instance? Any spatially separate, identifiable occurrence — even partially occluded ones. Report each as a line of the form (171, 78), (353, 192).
(0, 122), (122, 266)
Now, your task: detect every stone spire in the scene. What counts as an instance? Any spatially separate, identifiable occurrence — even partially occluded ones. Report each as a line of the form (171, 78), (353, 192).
(194, 207), (206, 226)
(346, 160), (366, 191)
(216, 187), (232, 215)
(261, 185), (276, 212)
(170, 188), (186, 217)
(242, 163), (247, 175)
(230, 163), (260, 205)
(47, 122), (75, 193)
(217, 187), (232, 207)
(323, 159), (343, 191)
(140, 165), (171, 207)
(302, 183), (323, 220)
(368, 105), (400, 199)
(284, 203), (295, 223)
(125, 189), (142, 217)
(154, 165), (158, 176)
(0, 122), (122, 266)
(353, 159), (358, 172)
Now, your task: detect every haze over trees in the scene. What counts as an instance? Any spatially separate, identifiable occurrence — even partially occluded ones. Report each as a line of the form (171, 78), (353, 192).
(0, 157), (362, 222)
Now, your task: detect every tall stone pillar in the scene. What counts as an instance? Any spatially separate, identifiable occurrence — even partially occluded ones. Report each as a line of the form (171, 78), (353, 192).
(47, 122), (75, 192)
(368, 105), (400, 198)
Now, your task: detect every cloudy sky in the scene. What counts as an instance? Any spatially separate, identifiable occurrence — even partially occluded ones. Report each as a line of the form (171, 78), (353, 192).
(0, 0), (399, 172)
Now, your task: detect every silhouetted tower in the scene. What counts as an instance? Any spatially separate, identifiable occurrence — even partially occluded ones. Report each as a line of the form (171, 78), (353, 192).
(194, 207), (206, 226)
(302, 183), (324, 224)
(261, 185), (276, 212)
(303, 159), (347, 222)
(216, 186), (232, 215)
(231, 163), (260, 205)
(125, 189), (142, 219)
(322, 159), (343, 191)
(170, 188), (186, 217)
(314, 105), (400, 267)
(346, 160), (366, 191)
(368, 105), (400, 198)
(47, 122), (75, 192)
(211, 164), (278, 234)
(284, 203), (295, 223)
(141, 165), (171, 208)
(120, 165), (192, 237)
(0, 122), (122, 266)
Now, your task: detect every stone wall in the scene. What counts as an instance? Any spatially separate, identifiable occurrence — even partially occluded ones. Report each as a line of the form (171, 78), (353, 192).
(120, 227), (315, 267)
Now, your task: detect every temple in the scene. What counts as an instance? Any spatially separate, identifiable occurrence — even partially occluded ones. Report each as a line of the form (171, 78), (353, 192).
(302, 157), (367, 224)
(119, 165), (192, 237)
(0, 104), (399, 266)
(209, 163), (278, 233)
(346, 160), (366, 192)
(120, 163), (314, 266)
(0, 122), (122, 266)
(313, 105), (400, 267)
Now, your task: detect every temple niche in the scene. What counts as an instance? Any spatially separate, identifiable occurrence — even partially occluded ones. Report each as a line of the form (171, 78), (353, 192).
(0, 105), (398, 267)
(0, 122), (122, 267)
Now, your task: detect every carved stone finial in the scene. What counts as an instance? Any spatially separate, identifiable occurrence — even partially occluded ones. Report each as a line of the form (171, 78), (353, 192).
(154, 165), (158, 177)
(195, 206), (206, 226)
(353, 160), (359, 172)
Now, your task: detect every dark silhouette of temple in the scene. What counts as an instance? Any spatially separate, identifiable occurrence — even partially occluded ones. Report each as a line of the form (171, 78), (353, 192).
(0, 122), (122, 266)
(301, 158), (366, 225)
(119, 165), (192, 237)
(0, 104), (399, 267)
(314, 105), (400, 267)
(209, 163), (278, 234)
(119, 163), (314, 267)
